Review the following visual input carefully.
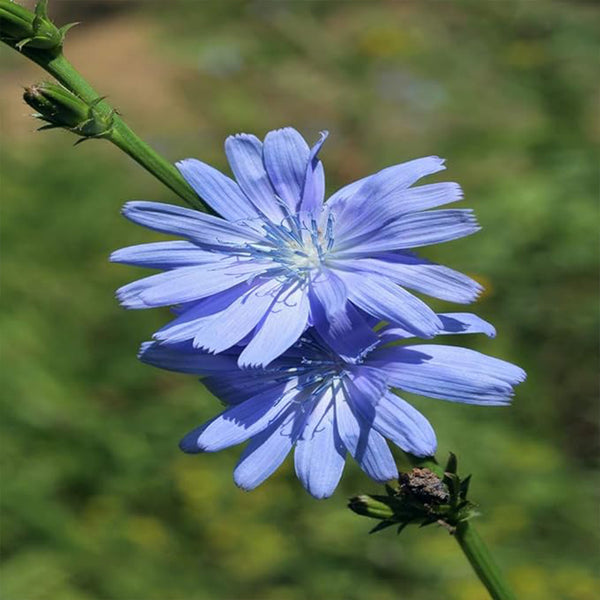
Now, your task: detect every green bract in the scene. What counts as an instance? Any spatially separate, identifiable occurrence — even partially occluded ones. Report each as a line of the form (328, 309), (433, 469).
(0, 0), (75, 50)
(23, 82), (114, 141)
(348, 453), (478, 535)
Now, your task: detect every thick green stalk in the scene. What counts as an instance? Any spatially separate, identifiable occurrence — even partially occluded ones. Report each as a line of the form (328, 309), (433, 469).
(455, 521), (517, 600)
(408, 454), (516, 600)
(9, 44), (206, 211)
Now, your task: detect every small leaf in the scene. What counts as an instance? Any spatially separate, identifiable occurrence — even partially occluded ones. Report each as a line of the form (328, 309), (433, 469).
(459, 474), (472, 499)
(445, 452), (457, 475)
(443, 472), (459, 498)
(419, 516), (439, 528)
(37, 123), (60, 131)
(369, 520), (396, 534)
(58, 22), (79, 37)
(396, 521), (410, 535)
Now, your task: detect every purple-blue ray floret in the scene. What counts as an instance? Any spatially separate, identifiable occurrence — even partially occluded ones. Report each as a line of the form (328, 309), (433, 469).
(138, 312), (525, 499)
(112, 127), (482, 367)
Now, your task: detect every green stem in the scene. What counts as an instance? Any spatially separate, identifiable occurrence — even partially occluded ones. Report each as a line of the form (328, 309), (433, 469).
(12, 45), (206, 211)
(407, 454), (516, 600)
(455, 521), (517, 600)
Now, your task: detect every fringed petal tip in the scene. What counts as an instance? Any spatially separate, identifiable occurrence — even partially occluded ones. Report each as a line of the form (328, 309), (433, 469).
(237, 357), (271, 370)
(136, 341), (153, 360)
(174, 158), (193, 171)
(316, 130), (329, 143)
(108, 249), (125, 263)
(121, 200), (159, 216)
(115, 286), (144, 309)
(512, 366), (528, 384)
(179, 430), (203, 454)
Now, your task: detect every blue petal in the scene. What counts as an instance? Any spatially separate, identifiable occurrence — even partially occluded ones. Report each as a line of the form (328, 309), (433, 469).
(372, 345), (526, 405)
(176, 158), (258, 222)
(334, 385), (398, 482)
(155, 279), (283, 351)
(121, 201), (265, 249)
(339, 209), (480, 254)
(312, 300), (379, 363)
(399, 182), (463, 212)
(238, 282), (310, 368)
(191, 279), (284, 352)
(336, 270), (442, 338)
(328, 156), (446, 209)
(204, 374), (284, 406)
(342, 254), (482, 303)
(233, 406), (304, 490)
(110, 241), (223, 269)
(352, 386), (437, 457)
(116, 259), (267, 308)
(193, 380), (298, 452)
(300, 131), (328, 215)
(225, 133), (285, 223)
(437, 313), (496, 337)
(179, 423), (210, 454)
(330, 182), (462, 243)
(138, 341), (238, 374)
(294, 389), (346, 499)
(379, 312), (496, 343)
(154, 285), (248, 344)
(334, 182), (463, 239)
(309, 268), (347, 316)
(328, 156), (447, 238)
(263, 127), (310, 212)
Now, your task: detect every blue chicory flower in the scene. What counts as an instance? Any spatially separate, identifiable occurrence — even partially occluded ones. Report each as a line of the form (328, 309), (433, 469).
(112, 128), (482, 367)
(138, 313), (525, 499)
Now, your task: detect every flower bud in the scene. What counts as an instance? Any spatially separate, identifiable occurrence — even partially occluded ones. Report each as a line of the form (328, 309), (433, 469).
(23, 82), (114, 140)
(0, 0), (75, 51)
(349, 454), (479, 535)
(348, 495), (395, 520)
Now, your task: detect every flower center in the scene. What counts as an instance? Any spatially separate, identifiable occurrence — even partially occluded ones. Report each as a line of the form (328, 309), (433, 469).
(284, 228), (324, 271)
(241, 210), (335, 279)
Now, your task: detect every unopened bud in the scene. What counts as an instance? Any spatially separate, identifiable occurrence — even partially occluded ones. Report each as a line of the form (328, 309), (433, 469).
(23, 82), (114, 140)
(348, 495), (394, 520)
(0, 0), (76, 51)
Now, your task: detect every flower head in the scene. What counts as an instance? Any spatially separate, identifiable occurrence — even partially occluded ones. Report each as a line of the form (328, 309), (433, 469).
(139, 313), (525, 498)
(112, 127), (481, 367)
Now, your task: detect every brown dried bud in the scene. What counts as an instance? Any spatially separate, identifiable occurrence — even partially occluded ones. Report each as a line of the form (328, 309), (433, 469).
(399, 468), (450, 505)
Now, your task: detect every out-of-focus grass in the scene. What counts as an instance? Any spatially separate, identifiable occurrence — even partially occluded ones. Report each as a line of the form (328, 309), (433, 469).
(1, 1), (598, 599)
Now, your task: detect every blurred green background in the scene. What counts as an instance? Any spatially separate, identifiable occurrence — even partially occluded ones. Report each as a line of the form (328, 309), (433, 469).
(1, 1), (598, 599)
